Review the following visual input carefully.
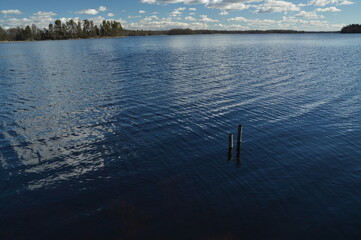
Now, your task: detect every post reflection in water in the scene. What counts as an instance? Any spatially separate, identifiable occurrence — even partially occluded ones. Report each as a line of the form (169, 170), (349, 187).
(236, 143), (242, 168)
(227, 147), (233, 161)
(227, 143), (242, 168)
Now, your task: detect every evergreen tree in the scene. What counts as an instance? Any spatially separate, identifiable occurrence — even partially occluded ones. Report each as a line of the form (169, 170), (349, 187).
(76, 21), (82, 38)
(0, 27), (5, 41)
(0, 19), (125, 41)
(54, 20), (63, 39)
(341, 24), (361, 33)
(24, 25), (33, 40)
(48, 23), (55, 40)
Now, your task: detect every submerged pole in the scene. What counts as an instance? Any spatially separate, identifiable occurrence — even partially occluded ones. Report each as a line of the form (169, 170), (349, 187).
(228, 133), (234, 149)
(237, 125), (243, 144)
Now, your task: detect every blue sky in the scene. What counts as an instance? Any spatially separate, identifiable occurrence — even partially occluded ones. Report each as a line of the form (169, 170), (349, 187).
(0, 0), (360, 31)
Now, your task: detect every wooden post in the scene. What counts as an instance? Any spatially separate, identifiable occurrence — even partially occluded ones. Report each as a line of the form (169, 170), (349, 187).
(228, 133), (234, 149)
(237, 125), (243, 144)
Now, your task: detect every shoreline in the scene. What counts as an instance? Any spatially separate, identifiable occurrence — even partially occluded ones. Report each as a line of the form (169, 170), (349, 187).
(0, 35), (126, 43)
(0, 31), (341, 43)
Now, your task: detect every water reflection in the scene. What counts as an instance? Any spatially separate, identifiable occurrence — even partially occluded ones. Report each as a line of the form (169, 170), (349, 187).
(227, 147), (233, 161)
(1, 34), (361, 239)
(236, 143), (242, 168)
(0, 39), (130, 191)
(227, 143), (242, 168)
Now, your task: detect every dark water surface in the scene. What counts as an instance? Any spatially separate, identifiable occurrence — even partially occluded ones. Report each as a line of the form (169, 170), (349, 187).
(1, 34), (361, 239)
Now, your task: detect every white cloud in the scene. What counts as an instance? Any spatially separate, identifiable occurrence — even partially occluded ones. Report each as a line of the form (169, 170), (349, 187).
(339, 0), (354, 5)
(228, 16), (276, 26)
(140, 0), (258, 11)
(59, 17), (81, 23)
(170, 7), (187, 17)
(147, 15), (159, 20)
(308, 0), (354, 6)
(296, 11), (323, 19)
(315, 6), (341, 11)
(207, 2), (251, 11)
(124, 16), (209, 30)
(200, 15), (219, 22)
(253, 0), (300, 13)
(219, 11), (229, 15)
(170, 8), (185, 17)
(185, 16), (196, 21)
(216, 23), (250, 30)
(83, 16), (126, 26)
(170, 11), (182, 16)
(0, 11), (57, 28)
(76, 9), (99, 15)
(88, 16), (106, 25)
(139, 0), (353, 12)
(0, 0), (351, 32)
(33, 11), (57, 17)
(280, 15), (344, 30)
(0, 9), (22, 15)
(228, 16), (248, 22)
(98, 6), (107, 12)
(309, 0), (338, 6)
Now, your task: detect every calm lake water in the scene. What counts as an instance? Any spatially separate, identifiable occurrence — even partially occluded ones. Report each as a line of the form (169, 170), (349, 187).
(1, 34), (361, 239)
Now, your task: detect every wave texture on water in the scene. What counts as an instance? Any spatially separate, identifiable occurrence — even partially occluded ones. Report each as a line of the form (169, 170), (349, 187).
(1, 34), (361, 239)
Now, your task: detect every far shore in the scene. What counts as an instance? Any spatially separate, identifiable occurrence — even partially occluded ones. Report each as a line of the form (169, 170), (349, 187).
(0, 30), (342, 43)
(2, 20), (359, 43)
(0, 35), (127, 43)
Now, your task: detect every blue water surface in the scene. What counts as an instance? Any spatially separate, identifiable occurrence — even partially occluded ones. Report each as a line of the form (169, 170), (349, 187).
(1, 34), (361, 239)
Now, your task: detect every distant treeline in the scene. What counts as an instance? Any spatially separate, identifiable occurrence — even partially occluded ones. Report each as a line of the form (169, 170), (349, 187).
(1, 20), (351, 42)
(0, 19), (125, 41)
(126, 28), (307, 36)
(341, 24), (361, 33)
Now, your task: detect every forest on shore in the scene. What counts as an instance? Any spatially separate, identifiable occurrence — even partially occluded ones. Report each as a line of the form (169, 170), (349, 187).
(340, 24), (361, 33)
(0, 20), (125, 41)
(0, 19), (310, 42)
(0, 20), (359, 42)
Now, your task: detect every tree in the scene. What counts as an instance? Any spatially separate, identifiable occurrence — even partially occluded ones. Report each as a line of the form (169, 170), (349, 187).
(0, 19), (126, 41)
(94, 25), (100, 37)
(110, 21), (124, 36)
(168, 28), (194, 35)
(82, 19), (91, 38)
(24, 25), (33, 40)
(31, 24), (40, 40)
(101, 20), (111, 37)
(48, 23), (55, 39)
(54, 20), (63, 39)
(341, 24), (361, 33)
(76, 21), (82, 38)
(0, 27), (6, 41)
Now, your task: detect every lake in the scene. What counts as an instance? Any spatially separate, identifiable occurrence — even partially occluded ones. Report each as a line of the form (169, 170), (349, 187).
(1, 34), (361, 239)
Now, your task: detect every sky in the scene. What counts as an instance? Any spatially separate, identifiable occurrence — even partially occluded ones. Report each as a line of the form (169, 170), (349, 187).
(0, 0), (360, 31)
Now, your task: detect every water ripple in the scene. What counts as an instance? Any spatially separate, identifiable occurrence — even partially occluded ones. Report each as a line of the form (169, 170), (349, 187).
(1, 34), (361, 239)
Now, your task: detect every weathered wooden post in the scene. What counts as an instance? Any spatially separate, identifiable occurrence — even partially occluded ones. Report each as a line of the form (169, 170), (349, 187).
(237, 125), (243, 144)
(228, 133), (234, 149)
